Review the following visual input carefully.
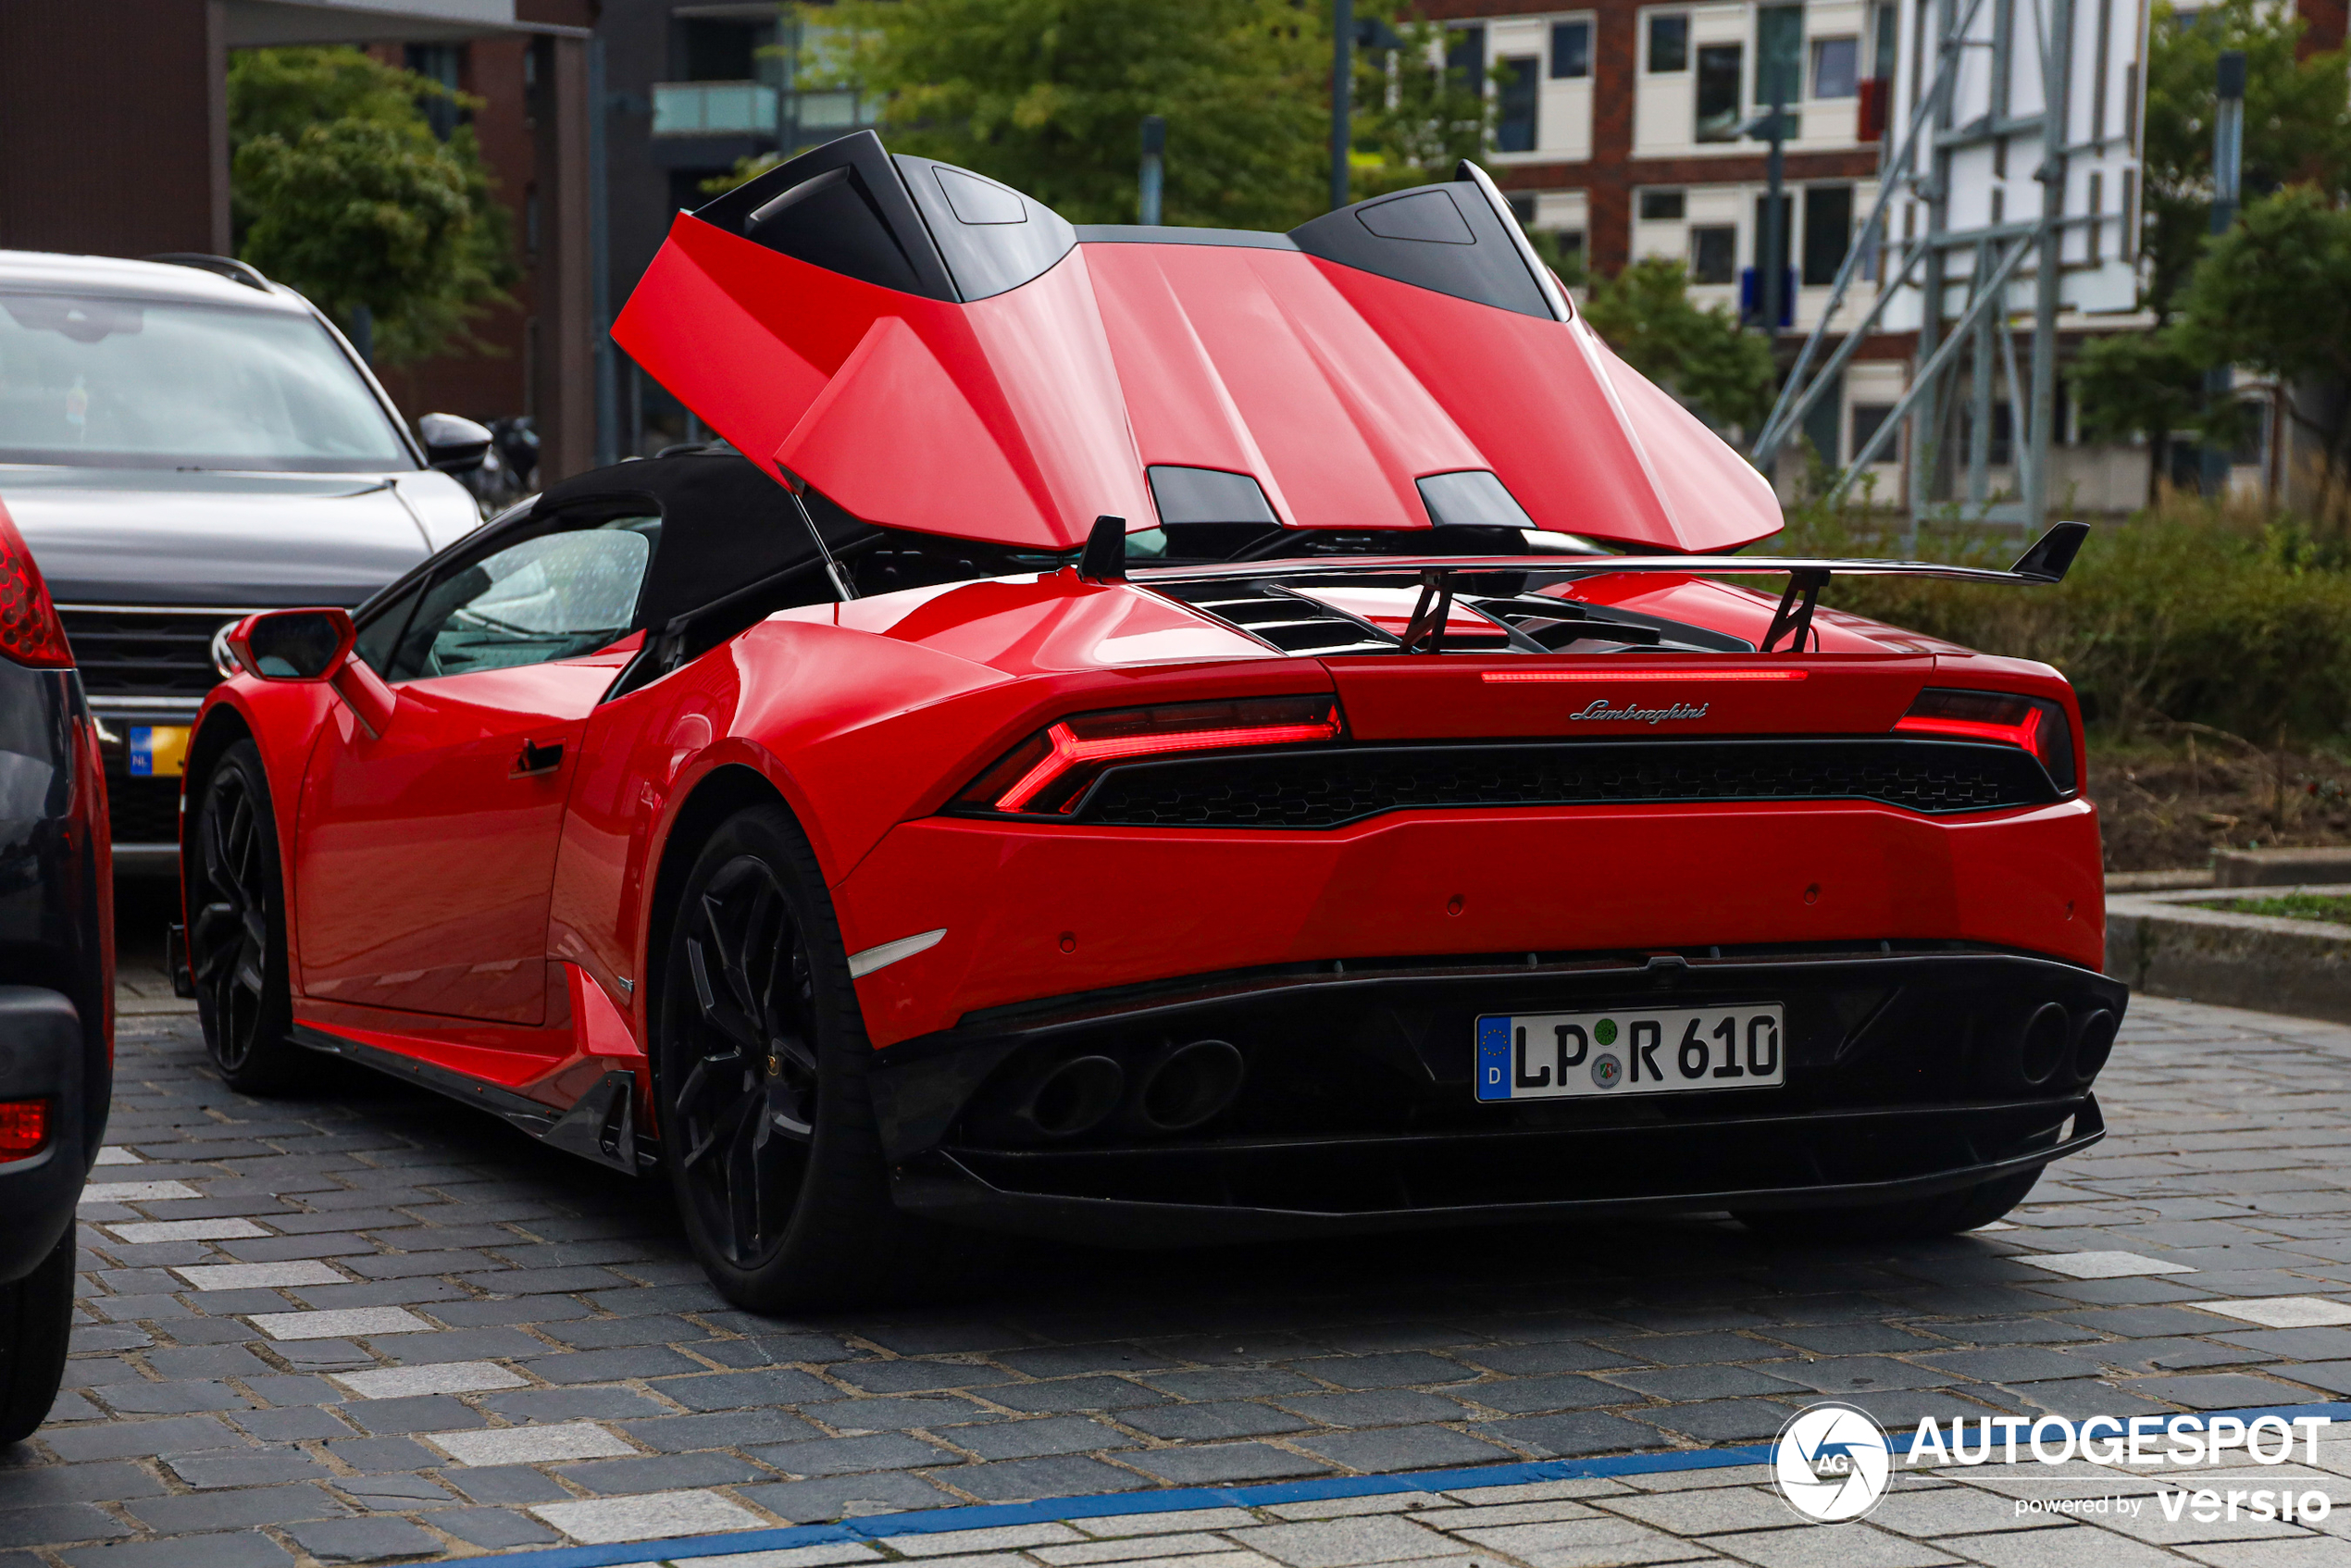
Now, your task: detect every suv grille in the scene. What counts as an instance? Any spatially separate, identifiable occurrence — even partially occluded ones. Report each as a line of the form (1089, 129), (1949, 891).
(107, 775), (181, 847)
(58, 606), (247, 698)
(1066, 739), (2059, 828)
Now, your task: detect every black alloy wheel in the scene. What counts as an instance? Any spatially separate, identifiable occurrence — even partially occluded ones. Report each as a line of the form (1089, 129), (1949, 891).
(655, 802), (937, 1310)
(188, 741), (303, 1092)
(671, 852), (821, 1268)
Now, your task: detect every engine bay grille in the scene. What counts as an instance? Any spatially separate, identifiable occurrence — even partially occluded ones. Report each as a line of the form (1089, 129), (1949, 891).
(1066, 738), (2059, 828)
(1151, 577), (1754, 655)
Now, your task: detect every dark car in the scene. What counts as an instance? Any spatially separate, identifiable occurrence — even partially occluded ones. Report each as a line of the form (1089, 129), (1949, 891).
(0, 250), (491, 874)
(0, 495), (110, 1442)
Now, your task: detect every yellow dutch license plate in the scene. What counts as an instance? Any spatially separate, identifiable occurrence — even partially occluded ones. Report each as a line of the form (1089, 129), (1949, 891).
(128, 726), (191, 778)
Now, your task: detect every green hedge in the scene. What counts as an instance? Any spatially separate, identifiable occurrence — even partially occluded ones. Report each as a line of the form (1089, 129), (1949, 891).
(1775, 503), (2351, 743)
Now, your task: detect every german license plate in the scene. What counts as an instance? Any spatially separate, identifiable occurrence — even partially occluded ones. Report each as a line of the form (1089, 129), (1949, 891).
(129, 725), (191, 778)
(1474, 1004), (1785, 1101)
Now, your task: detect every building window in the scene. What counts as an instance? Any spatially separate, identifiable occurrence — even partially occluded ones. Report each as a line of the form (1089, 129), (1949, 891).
(1872, 0), (1898, 79)
(1448, 25), (1486, 90)
(404, 44), (464, 141)
(1850, 403), (1897, 463)
(1496, 56), (1541, 151)
(1648, 13), (1689, 72)
(1551, 20), (1591, 79)
(1757, 5), (1804, 111)
(1690, 225), (1737, 283)
(680, 18), (762, 81)
(1507, 193), (1537, 225)
(1639, 189), (1686, 221)
(1811, 37), (1859, 98)
(1697, 44), (1744, 140)
(1802, 184), (1854, 284)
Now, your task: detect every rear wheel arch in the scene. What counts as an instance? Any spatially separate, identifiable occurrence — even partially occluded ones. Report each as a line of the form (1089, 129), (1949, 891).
(643, 763), (797, 1073)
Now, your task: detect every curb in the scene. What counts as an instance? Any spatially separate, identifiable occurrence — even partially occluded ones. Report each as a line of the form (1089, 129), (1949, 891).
(481, 1399), (2351, 1565)
(2107, 883), (2351, 1025)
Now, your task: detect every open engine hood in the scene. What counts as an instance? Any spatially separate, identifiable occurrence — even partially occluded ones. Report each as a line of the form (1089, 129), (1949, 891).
(612, 131), (1783, 556)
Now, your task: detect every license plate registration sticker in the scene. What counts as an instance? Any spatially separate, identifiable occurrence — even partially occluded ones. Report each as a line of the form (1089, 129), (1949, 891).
(1474, 1004), (1785, 1101)
(128, 725), (192, 779)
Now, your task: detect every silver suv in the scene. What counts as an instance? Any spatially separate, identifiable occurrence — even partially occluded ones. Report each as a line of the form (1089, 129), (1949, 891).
(0, 251), (490, 871)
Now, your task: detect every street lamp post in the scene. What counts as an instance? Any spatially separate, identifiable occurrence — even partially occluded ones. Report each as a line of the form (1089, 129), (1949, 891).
(1138, 115), (1165, 226)
(2201, 49), (2245, 498)
(1331, 0), (1355, 212)
(1748, 99), (1789, 334)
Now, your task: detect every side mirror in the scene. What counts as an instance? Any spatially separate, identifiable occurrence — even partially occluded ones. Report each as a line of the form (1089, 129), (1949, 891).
(418, 412), (492, 474)
(226, 608), (354, 681)
(224, 608), (396, 738)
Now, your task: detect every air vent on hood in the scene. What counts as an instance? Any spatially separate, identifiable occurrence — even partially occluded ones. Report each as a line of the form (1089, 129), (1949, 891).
(1155, 580), (1398, 654)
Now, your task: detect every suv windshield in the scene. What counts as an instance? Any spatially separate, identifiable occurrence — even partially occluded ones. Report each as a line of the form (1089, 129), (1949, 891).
(0, 292), (412, 471)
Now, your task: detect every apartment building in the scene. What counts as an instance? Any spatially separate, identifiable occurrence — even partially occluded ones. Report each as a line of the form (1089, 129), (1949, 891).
(1425, 0), (1905, 481)
(599, 0), (875, 454)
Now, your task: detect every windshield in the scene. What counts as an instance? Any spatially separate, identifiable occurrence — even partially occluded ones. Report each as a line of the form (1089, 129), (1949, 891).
(0, 292), (413, 471)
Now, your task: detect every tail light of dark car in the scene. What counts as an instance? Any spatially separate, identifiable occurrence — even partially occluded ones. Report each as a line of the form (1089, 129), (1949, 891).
(955, 694), (1344, 816)
(1894, 688), (2077, 794)
(0, 502), (72, 669)
(0, 1099), (51, 1163)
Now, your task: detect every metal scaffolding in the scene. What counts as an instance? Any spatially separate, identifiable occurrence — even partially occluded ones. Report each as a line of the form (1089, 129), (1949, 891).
(1751, 0), (2133, 544)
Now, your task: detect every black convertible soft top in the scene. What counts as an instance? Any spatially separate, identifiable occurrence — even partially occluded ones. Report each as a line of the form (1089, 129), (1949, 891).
(532, 451), (872, 635)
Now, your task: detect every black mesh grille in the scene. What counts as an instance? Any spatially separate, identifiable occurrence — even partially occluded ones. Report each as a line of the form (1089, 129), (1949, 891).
(1066, 739), (2059, 828)
(106, 775), (181, 846)
(59, 608), (245, 697)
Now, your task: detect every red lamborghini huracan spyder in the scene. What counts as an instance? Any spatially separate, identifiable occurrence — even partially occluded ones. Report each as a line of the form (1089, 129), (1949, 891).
(182, 132), (2121, 1308)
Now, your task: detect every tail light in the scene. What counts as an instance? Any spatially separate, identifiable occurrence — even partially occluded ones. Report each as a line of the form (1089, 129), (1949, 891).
(0, 1099), (50, 1163)
(1894, 688), (2077, 793)
(956, 694), (1342, 816)
(0, 502), (71, 669)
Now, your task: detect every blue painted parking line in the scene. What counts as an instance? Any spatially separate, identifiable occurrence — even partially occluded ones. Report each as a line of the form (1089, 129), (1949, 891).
(485, 1399), (2351, 1566)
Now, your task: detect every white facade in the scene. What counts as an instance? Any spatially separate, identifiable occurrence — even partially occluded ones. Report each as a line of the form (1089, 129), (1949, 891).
(1878, 0), (2146, 330)
(1632, 0), (1891, 157)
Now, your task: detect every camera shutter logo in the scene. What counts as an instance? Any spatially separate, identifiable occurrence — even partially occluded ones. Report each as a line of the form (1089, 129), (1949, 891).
(1773, 1401), (1893, 1523)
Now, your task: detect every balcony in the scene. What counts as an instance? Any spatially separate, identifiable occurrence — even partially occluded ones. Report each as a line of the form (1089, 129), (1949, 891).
(652, 81), (777, 137)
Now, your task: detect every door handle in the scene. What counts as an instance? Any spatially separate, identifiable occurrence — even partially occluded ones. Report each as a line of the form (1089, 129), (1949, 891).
(514, 739), (565, 777)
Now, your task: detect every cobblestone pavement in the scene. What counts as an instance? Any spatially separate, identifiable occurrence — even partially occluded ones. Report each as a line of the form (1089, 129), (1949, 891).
(9, 996), (2351, 1567)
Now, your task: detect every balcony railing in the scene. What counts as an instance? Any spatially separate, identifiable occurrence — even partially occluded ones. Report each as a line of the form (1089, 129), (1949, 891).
(652, 81), (778, 137)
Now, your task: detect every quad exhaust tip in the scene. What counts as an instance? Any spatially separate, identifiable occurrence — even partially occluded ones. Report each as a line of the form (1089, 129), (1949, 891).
(994, 1039), (1249, 1142)
(1133, 1039), (1247, 1133)
(2011, 1002), (2119, 1091)
(1025, 1055), (1126, 1139)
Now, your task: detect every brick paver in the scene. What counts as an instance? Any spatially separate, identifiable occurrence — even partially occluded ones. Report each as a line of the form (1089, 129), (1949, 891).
(6, 997), (2351, 1563)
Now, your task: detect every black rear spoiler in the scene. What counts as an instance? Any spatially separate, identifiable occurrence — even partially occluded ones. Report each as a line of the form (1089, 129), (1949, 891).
(1127, 522), (2091, 654)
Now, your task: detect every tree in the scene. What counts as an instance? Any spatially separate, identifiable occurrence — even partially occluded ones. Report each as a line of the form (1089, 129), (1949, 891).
(2074, 0), (2351, 492)
(2170, 185), (2351, 503)
(788, 1), (1495, 229)
(813, 0), (1327, 229)
(1580, 258), (1775, 436)
(2071, 322), (2206, 504)
(2139, 0), (2351, 320)
(1348, 16), (1496, 201)
(227, 48), (516, 365)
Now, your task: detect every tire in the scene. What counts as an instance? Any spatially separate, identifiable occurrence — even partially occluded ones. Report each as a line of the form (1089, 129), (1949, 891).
(1736, 1167), (2041, 1244)
(654, 802), (939, 1312)
(188, 740), (305, 1094)
(0, 1228), (75, 1446)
